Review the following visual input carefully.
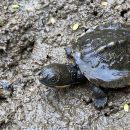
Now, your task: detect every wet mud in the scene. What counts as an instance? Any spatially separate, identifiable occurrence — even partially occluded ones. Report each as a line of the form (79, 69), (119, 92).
(0, 0), (130, 129)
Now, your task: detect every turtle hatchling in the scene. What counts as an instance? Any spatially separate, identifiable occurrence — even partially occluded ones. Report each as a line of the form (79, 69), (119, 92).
(39, 23), (130, 109)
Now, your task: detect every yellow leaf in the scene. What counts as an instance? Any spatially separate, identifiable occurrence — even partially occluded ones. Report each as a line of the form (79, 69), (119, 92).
(124, 104), (129, 112)
(12, 4), (20, 9)
(72, 23), (80, 31)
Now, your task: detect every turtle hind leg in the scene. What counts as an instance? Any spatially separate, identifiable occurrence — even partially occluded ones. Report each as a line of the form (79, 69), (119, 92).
(93, 97), (108, 110)
(91, 85), (108, 109)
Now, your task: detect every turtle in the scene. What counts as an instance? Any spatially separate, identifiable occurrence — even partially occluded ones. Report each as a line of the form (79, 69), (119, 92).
(39, 23), (130, 109)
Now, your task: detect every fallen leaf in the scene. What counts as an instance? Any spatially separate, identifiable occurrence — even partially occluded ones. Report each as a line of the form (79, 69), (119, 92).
(26, 7), (34, 12)
(124, 103), (129, 112)
(71, 22), (80, 31)
(12, 4), (20, 9)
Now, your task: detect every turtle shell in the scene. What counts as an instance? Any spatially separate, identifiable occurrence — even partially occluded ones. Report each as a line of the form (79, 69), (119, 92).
(72, 23), (130, 88)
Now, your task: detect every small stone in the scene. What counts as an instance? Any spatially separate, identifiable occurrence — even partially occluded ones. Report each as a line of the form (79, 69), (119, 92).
(107, 0), (116, 7)
(48, 17), (56, 24)
(24, 97), (31, 103)
(101, 1), (108, 6)
(116, 0), (125, 4)
(0, 18), (5, 27)
(108, 101), (113, 107)
(4, 6), (8, 10)
(26, 7), (34, 12)
(0, 46), (6, 52)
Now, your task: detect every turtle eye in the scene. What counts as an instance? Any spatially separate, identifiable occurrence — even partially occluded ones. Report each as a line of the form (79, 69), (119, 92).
(49, 76), (58, 83)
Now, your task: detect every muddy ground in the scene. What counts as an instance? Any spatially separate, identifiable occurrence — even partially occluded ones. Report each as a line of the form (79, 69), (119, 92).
(0, 0), (130, 130)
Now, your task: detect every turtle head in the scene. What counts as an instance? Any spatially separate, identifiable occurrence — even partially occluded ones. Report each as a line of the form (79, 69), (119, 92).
(39, 63), (86, 88)
(39, 64), (61, 88)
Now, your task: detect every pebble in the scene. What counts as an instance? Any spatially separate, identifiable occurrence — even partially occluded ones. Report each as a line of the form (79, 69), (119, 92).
(0, 80), (13, 98)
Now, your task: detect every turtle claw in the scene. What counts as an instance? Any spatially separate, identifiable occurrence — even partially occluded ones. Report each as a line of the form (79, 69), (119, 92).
(91, 85), (108, 109)
(64, 47), (73, 58)
(93, 97), (108, 109)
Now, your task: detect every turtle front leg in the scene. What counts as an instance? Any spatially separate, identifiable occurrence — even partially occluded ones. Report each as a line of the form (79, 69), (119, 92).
(91, 85), (108, 109)
(64, 47), (73, 59)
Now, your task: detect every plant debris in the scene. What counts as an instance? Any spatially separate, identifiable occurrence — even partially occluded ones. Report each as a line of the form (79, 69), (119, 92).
(12, 4), (20, 10)
(124, 103), (129, 112)
(71, 22), (80, 31)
